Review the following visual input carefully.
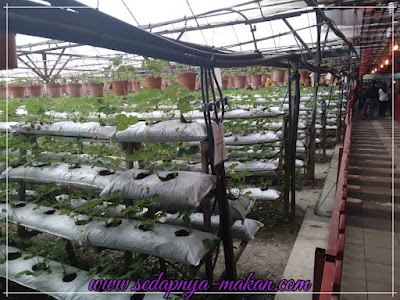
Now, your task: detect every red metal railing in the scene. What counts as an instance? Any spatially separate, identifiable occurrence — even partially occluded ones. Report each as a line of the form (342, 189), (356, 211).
(313, 90), (354, 300)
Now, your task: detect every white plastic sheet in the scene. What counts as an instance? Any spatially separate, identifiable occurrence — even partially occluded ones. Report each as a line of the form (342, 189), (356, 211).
(11, 122), (116, 140)
(112, 120), (207, 143)
(2, 163), (118, 191)
(161, 213), (263, 241)
(0, 122), (18, 133)
(1, 203), (217, 266)
(230, 188), (280, 201)
(211, 195), (255, 221)
(225, 132), (279, 145)
(100, 169), (216, 210)
(0, 245), (97, 300)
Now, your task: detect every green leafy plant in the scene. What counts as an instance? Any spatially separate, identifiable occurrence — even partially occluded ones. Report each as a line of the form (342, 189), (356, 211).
(48, 74), (62, 84)
(115, 114), (139, 131)
(141, 59), (171, 78)
(233, 68), (243, 77)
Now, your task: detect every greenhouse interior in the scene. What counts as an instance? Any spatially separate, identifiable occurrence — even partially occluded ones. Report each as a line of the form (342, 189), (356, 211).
(0, 0), (399, 299)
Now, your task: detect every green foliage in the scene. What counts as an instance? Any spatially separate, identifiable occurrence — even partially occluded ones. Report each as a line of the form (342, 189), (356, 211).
(141, 59), (171, 78)
(115, 114), (139, 131)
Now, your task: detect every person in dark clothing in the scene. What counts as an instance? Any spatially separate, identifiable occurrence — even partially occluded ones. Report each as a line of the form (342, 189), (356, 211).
(362, 80), (379, 120)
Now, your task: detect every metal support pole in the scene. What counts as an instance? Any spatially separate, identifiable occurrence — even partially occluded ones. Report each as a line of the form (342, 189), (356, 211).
(290, 66), (301, 219)
(306, 12), (322, 181)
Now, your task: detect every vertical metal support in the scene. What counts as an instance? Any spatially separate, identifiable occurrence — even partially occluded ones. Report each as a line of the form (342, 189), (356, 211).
(122, 142), (140, 271)
(336, 82), (344, 143)
(201, 141), (209, 174)
(215, 162), (237, 281)
(290, 66), (301, 219)
(42, 53), (48, 81)
(283, 69), (292, 218)
(306, 12), (322, 181)
(200, 140), (213, 282)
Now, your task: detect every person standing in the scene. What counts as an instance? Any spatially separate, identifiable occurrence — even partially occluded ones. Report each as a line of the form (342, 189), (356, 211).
(362, 79), (379, 120)
(378, 82), (389, 117)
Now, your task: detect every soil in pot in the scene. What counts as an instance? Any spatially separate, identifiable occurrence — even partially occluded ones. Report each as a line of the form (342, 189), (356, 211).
(12, 202), (26, 208)
(112, 80), (127, 96)
(105, 218), (122, 227)
(63, 272), (77, 282)
(157, 173), (178, 181)
(89, 82), (104, 97)
(99, 169), (115, 176)
(32, 263), (49, 272)
(47, 83), (62, 98)
(75, 218), (92, 226)
(27, 85), (44, 98)
(175, 229), (190, 237)
(144, 77), (162, 90)
(8, 252), (22, 260)
(178, 72), (196, 91)
(138, 224), (154, 232)
(234, 76), (246, 89)
(67, 83), (82, 98)
(9, 86), (25, 98)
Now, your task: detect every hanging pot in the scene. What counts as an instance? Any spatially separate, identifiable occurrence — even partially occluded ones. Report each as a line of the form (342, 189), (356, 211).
(0, 32), (17, 70)
(89, 82), (104, 97)
(112, 80), (127, 96)
(272, 69), (284, 84)
(234, 76), (246, 89)
(144, 77), (162, 90)
(250, 74), (262, 87)
(221, 77), (228, 90)
(47, 83), (62, 98)
(9, 86), (25, 98)
(67, 82), (82, 98)
(27, 85), (44, 98)
(178, 72), (196, 91)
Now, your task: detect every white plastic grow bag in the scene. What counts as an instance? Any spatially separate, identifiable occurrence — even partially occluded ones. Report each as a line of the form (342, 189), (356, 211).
(84, 218), (217, 266)
(11, 122), (116, 140)
(2, 163), (118, 191)
(225, 160), (278, 175)
(160, 213), (263, 241)
(112, 120), (207, 143)
(227, 149), (280, 159)
(230, 188), (280, 201)
(100, 169), (216, 210)
(160, 160), (278, 176)
(211, 195), (255, 221)
(0, 122), (19, 133)
(0, 245), (98, 300)
(1, 203), (217, 266)
(225, 132), (279, 145)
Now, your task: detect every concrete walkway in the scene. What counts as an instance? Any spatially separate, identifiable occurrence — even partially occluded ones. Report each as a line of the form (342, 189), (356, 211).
(341, 115), (400, 300)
